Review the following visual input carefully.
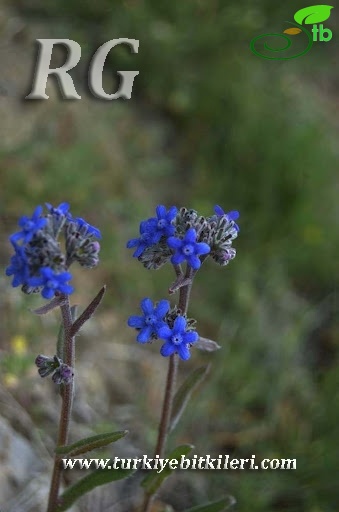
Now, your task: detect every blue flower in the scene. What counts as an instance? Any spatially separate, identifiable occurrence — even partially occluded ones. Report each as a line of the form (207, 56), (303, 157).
(127, 218), (160, 258)
(167, 228), (210, 270)
(5, 244), (29, 287)
(214, 205), (240, 231)
(10, 206), (47, 244)
(155, 205), (177, 237)
(73, 217), (102, 239)
(127, 205), (177, 258)
(28, 267), (74, 299)
(128, 297), (170, 343)
(46, 202), (71, 217)
(158, 316), (198, 360)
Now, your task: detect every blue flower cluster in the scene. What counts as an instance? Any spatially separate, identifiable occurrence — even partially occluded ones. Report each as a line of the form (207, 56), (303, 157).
(127, 203), (239, 271)
(127, 204), (240, 360)
(5, 203), (101, 299)
(128, 298), (198, 360)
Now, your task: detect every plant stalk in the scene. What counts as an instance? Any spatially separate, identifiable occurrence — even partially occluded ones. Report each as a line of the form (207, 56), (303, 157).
(47, 295), (75, 512)
(141, 264), (194, 512)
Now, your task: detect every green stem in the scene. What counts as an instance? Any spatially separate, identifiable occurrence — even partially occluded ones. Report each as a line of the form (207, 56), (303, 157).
(141, 264), (194, 512)
(47, 295), (75, 512)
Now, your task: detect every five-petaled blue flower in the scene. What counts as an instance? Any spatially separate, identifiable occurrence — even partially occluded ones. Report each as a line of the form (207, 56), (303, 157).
(28, 267), (74, 299)
(128, 297), (170, 343)
(5, 244), (29, 287)
(167, 228), (210, 270)
(158, 316), (198, 360)
(126, 205), (177, 258)
(10, 206), (47, 244)
(214, 205), (240, 232)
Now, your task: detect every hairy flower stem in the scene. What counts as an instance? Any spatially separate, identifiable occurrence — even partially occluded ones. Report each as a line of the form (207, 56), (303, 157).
(47, 295), (75, 512)
(142, 265), (194, 512)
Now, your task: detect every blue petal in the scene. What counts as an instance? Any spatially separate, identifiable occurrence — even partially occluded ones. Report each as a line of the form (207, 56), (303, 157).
(156, 205), (166, 219)
(173, 316), (186, 333)
(195, 242), (211, 255)
(160, 342), (176, 357)
(42, 287), (54, 299)
(214, 205), (225, 216)
(157, 325), (172, 340)
(167, 237), (182, 249)
(155, 300), (170, 318)
(167, 206), (178, 221)
(137, 325), (153, 343)
(226, 210), (240, 221)
(171, 253), (185, 265)
(183, 331), (199, 344)
(126, 239), (139, 248)
(128, 315), (144, 328)
(184, 228), (196, 244)
(140, 297), (153, 316)
(178, 344), (191, 360)
(187, 255), (201, 270)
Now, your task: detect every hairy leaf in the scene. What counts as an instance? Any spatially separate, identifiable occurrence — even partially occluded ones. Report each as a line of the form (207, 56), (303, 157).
(57, 466), (135, 511)
(170, 365), (210, 432)
(294, 5), (333, 25)
(55, 430), (128, 456)
(70, 285), (106, 336)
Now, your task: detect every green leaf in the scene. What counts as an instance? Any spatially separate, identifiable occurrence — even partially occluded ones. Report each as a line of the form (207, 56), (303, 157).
(170, 365), (210, 433)
(294, 5), (333, 25)
(184, 495), (236, 512)
(55, 430), (128, 456)
(57, 467), (135, 511)
(141, 444), (194, 495)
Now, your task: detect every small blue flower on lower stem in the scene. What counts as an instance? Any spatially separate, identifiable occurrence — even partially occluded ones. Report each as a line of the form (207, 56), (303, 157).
(158, 316), (199, 361)
(10, 206), (47, 244)
(128, 297), (170, 343)
(5, 244), (29, 287)
(167, 228), (210, 270)
(28, 267), (74, 299)
(214, 205), (240, 231)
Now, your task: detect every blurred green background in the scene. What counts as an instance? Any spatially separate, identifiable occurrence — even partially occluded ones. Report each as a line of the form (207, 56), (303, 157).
(1, 1), (338, 511)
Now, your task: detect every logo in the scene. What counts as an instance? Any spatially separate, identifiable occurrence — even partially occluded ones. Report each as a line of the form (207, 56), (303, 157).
(250, 4), (333, 60)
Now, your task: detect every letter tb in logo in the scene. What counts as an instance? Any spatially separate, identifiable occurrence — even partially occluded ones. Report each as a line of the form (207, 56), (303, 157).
(250, 4), (334, 60)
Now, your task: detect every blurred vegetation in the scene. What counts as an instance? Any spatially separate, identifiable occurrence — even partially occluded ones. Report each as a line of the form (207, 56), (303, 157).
(1, 1), (339, 511)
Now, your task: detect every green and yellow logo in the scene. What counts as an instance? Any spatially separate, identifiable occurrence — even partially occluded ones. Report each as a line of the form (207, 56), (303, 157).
(250, 4), (334, 60)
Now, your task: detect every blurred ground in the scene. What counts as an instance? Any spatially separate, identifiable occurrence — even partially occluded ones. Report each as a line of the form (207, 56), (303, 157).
(1, 2), (339, 511)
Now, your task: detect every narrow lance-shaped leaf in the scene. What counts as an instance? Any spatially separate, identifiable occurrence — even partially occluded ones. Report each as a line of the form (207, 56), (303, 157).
(55, 430), (128, 457)
(141, 444), (194, 495)
(170, 365), (210, 433)
(184, 495), (236, 512)
(70, 285), (106, 336)
(294, 5), (333, 25)
(57, 466), (135, 511)
(31, 295), (67, 315)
